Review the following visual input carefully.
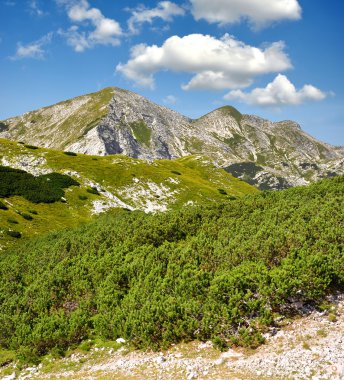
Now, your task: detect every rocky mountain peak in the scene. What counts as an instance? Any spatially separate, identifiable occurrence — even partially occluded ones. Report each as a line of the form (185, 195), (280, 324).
(0, 86), (343, 189)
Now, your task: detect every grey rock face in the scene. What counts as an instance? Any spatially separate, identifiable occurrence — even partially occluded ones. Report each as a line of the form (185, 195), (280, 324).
(1, 87), (343, 189)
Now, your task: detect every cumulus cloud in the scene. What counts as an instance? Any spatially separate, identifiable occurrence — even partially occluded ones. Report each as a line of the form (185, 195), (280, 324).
(58, 0), (122, 51)
(191, 0), (301, 28)
(58, 26), (90, 52)
(127, 1), (185, 34)
(11, 33), (53, 60)
(224, 74), (327, 106)
(116, 34), (292, 90)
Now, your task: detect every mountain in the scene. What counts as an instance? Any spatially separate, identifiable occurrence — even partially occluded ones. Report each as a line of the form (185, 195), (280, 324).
(0, 138), (255, 249)
(1, 87), (343, 189)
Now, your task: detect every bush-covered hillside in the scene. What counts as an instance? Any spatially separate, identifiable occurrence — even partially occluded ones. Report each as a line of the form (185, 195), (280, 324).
(0, 138), (257, 249)
(0, 176), (343, 362)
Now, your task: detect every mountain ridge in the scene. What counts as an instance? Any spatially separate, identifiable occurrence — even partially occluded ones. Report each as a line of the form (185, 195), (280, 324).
(1, 86), (343, 189)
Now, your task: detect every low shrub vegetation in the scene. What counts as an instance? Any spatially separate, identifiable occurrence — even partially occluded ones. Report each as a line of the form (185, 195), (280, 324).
(0, 176), (342, 362)
(63, 151), (77, 156)
(86, 187), (100, 195)
(7, 218), (18, 224)
(0, 201), (8, 210)
(24, 144), (39, 150)
(19, 212), (33, 221)
(0, 166), (79, 203)
(5, 230), (21, 238)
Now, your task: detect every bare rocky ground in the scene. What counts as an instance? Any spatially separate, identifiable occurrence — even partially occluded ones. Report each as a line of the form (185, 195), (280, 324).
(1, 296), (343, 380)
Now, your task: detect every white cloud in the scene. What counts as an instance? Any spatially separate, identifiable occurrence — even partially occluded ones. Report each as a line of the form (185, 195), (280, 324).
(191, 0), (301, 29)
(58, 0), (122, 51)
(224, 74), (327, 106)
(11, 33), (52, 60)
(58, 26), (90, 52)
(116, 34), (292, 90)
(127, 1), (185, 34)
(163, 95), (178, 105)
(28, 0), (45, 16)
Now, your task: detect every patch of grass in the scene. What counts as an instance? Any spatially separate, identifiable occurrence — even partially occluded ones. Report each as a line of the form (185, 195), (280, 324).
(78, 195), (88, 201)
(171, 170), (181, 176)
(316, 329), (327, 337)
(223, 133), (246, 147)
(130, 120), (151, 146)
(187, 137), (204, 151)
(219, 105), (242, 124)
(328, 313), (337, 323)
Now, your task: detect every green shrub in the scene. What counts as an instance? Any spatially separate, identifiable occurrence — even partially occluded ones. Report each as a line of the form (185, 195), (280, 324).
(63, 151), (77, 156)
(40, 173), (80, 189)
(86, 187), (100, 195)
(0, 166), (79, 204)
(78, 195), (88, 201)
(24, 144), (39, 150)
(0, 200), (8, 210)
(7, 218), (18, 224)
(217, 188), (227, 195)
(19, 213), (33, 221)
(6, 230), (21, 238)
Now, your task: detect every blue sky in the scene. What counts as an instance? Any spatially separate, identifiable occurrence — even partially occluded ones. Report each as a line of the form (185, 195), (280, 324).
(0, 0), (343, 145)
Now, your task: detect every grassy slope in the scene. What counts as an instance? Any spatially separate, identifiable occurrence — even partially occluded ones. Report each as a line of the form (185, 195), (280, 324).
(0, 138), (256, 249)
(0, 88), (115, 149)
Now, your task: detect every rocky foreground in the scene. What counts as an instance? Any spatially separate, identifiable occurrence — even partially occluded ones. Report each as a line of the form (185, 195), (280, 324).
(2, 295), (343, 380)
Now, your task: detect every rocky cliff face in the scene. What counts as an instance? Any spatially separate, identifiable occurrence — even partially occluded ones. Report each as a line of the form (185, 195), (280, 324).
(1, 87), (343, 189)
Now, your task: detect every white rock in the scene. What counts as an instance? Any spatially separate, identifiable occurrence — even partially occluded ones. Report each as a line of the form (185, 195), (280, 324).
(2, 373), (16, 380)
(116, 338), (126, 344)
(221, 349), (243, 360)
(155, 356), (166, 364)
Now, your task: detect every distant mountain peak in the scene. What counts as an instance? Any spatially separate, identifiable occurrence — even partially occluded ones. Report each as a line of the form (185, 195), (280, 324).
(0, 86), (343, 189)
